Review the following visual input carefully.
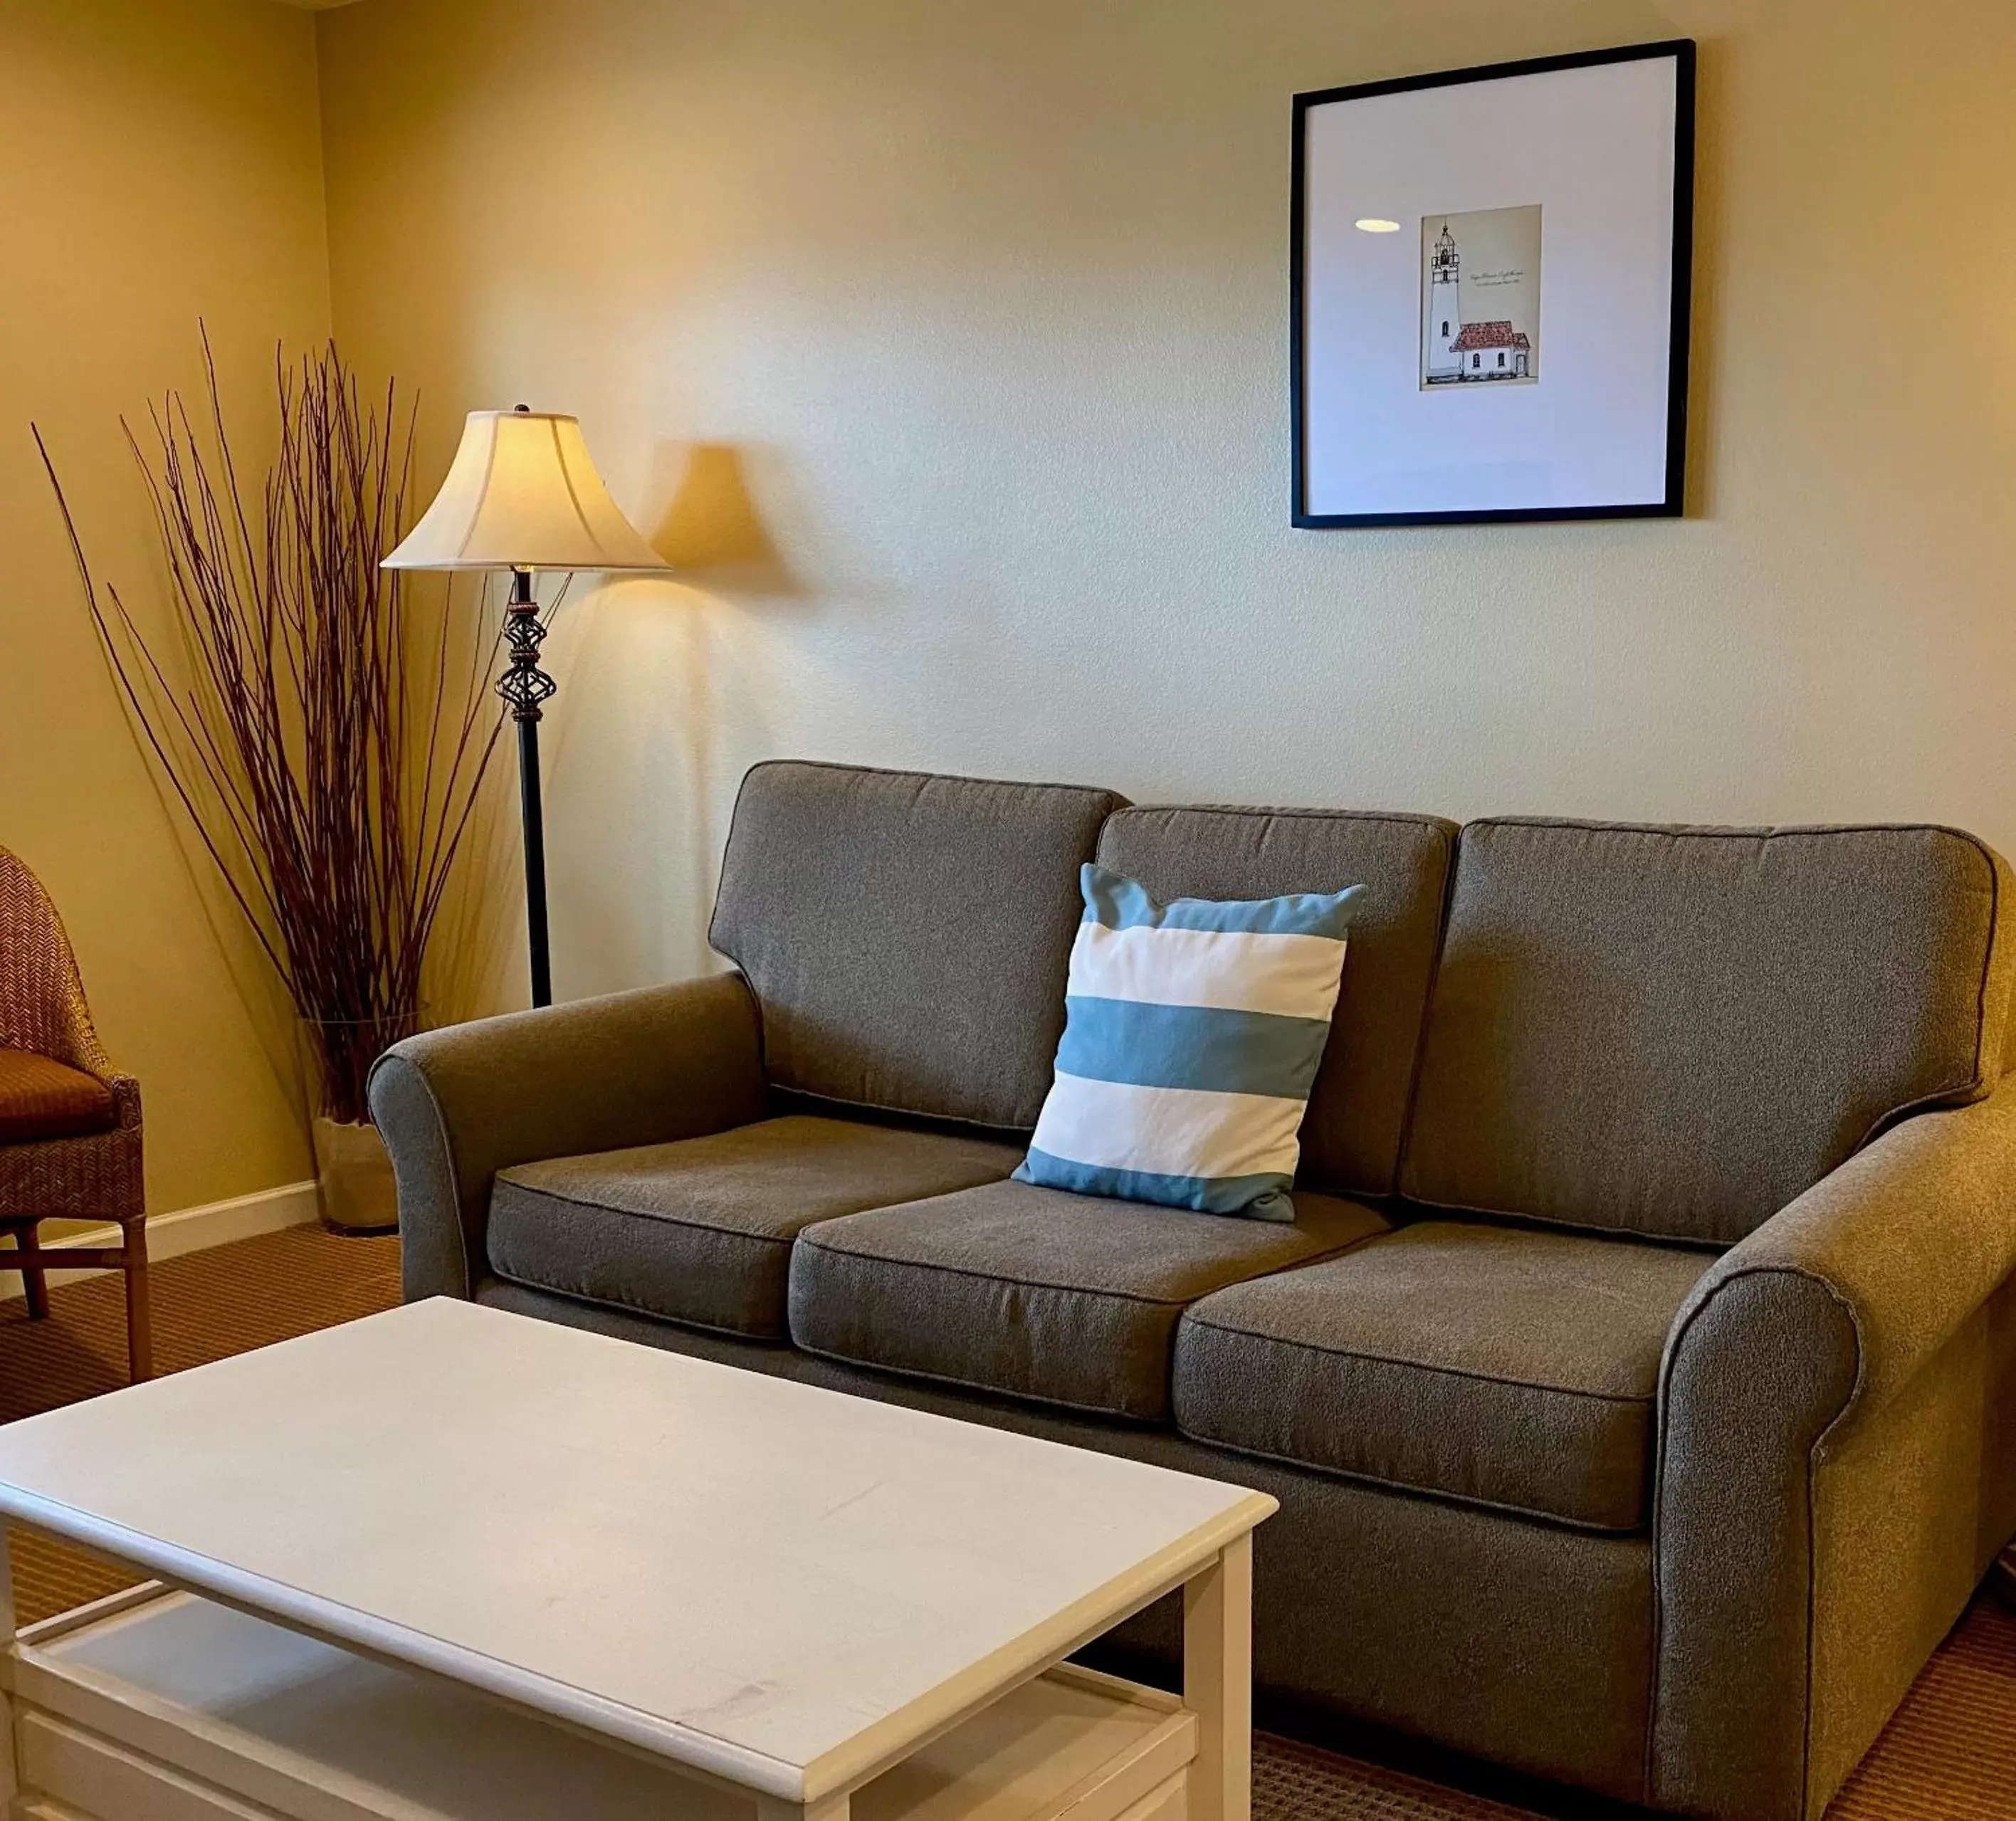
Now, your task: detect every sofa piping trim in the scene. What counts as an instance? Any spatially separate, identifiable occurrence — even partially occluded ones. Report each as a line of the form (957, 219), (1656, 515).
(1646, 1260), (1865, 1817)
(487, 1171), (1008, 1249)
(1846, 825), (2004, 1153)
(1097, 802), (1460, 836)
(1397, 820), (2004, 1241)
(1170, 1421), (1654, 1539)
(1179, 1308), (1664, 1405)
(491, 1177), (808, 1245)
(789, 1332), (1175, 1427)
(367, 1049), (473, 1302)
(483, 1266), (796, 1345)
(1177, 1310), (1661, 1530)
(759, 1083), (1038, 1143)
(790, 1224), (1371, 1311)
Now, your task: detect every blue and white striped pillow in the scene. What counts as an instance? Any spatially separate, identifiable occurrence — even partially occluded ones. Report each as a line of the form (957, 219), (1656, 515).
(1014, 864), (1365, 1223)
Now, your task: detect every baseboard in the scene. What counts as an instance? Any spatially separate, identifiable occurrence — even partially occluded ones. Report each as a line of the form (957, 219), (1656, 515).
(19, 1181), (322, 1291)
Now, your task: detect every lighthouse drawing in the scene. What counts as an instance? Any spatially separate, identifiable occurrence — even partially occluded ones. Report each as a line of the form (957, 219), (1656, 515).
(1419, 206), (1541, 390)
(1425, 221), (1464, 381)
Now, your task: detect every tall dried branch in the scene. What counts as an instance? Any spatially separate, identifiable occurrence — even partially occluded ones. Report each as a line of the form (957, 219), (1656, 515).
(35, 333), (505, 1125)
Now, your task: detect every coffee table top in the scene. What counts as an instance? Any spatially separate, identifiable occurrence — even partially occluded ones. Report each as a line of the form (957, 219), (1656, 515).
(0, 1298), (1272, 1804)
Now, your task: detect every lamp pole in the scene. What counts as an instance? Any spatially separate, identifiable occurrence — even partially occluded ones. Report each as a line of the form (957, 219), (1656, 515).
(384, 403), (669, 1011)
(496, 564), (556, 1007)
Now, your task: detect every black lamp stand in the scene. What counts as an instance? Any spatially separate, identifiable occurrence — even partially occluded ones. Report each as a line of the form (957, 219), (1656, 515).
(496, 565), (557, 1007)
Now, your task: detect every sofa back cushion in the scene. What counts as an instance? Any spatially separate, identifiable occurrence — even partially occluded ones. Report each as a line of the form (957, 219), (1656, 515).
(710, 761), (1125, 1130)
(1401, 819), (2014, 1245)
(1094, 805), (1458, 1199)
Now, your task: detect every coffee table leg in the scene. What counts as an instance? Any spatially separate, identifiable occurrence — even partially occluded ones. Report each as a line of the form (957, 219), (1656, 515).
(1, 1526), (19, 1810)
(1183, 1533), (1253, 1821)
(757, 1797), (849, 1820)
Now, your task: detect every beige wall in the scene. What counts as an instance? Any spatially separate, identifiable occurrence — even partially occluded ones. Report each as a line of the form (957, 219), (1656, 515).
(6, 0), (2010, 1221)
(314, 0), (2016, 1009)
(2, 0), (330, 1221)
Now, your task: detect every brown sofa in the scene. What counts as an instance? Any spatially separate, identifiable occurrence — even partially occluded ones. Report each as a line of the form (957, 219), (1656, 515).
(369, 760), (2016, 1821)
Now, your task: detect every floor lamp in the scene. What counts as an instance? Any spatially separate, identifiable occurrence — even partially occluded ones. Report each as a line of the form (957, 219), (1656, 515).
(384, 407), (671, 1007)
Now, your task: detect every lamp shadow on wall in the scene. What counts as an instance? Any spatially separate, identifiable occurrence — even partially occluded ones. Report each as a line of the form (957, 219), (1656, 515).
(648, 441), (802, 599)
(636, 440), (800, 952)
(536, 441), (799, 1002)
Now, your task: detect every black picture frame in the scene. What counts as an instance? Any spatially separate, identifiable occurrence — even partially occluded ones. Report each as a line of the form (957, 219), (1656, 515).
(1290, 38), (1696, 529)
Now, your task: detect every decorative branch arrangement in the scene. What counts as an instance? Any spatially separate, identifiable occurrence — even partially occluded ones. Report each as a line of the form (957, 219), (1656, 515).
(36, 337), (505, 1127)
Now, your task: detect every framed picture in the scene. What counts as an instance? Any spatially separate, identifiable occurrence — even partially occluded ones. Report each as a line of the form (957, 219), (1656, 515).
(1291, 40), (1695, 527)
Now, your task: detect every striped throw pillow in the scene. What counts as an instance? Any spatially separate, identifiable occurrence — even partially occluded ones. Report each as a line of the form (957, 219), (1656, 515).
(1014, 864), (1365, 1222)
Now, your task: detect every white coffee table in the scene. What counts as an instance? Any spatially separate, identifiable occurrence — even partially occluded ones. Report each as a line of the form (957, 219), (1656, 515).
(0, 1298), (1274, 1821)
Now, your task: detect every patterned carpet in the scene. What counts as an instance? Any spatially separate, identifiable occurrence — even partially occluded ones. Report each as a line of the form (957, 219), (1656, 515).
(3, 1226), (2013, 1819)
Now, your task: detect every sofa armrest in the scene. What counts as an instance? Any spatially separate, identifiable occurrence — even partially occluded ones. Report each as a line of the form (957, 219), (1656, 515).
(368, 972), (767, 1302)
(1651, 1088), (2016, 1821)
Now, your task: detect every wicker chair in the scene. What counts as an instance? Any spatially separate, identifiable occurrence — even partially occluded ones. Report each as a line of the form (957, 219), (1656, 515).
(0, 846), (149, 1380)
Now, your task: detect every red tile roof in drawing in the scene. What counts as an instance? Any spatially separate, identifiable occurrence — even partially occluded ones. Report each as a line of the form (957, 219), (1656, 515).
(1449, 321), (1532, 352)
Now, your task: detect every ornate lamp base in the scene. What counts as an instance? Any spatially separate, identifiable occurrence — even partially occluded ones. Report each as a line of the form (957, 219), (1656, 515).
(500, 566), (557, 1008)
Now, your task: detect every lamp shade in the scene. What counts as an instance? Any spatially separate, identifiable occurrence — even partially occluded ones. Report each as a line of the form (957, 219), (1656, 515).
(382, 409), (670, 573)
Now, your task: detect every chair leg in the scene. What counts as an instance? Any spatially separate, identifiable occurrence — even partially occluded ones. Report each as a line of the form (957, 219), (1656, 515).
(122, 1215), (152, 1383)
(11, 1223), (48, 1320)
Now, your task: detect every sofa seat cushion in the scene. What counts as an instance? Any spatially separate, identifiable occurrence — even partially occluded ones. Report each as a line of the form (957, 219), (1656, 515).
(0, 1049), (116, 1143)
(1173, 1221), (1713, 1530)
(788, 1178), (1389, 1422)
(488, 1116), (1023, 1340)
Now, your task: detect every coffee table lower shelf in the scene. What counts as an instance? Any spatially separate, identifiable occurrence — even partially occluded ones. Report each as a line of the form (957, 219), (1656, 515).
(4, 1583), (1191, 1821)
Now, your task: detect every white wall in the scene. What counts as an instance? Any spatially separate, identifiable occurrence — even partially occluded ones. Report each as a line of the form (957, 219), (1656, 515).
(314, 0), (2016, 1009)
